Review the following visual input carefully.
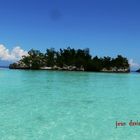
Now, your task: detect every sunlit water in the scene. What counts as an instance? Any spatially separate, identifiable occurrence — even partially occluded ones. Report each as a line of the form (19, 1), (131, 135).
(0, 69), (140, 140)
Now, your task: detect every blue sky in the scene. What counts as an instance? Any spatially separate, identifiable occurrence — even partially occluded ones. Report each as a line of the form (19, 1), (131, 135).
(0, 0), (140, 68)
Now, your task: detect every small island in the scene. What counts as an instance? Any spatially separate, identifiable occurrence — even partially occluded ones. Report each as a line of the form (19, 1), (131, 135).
(136, 69), (140, 72)
(9, 47), (130, 73)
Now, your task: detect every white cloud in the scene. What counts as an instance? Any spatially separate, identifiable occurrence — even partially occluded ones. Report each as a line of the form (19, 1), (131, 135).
(0, 44), (28, 61)
(129, 59), (139, 68)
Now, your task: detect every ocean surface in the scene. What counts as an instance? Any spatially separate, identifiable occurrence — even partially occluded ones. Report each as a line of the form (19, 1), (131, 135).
(0, 69), (140, 140)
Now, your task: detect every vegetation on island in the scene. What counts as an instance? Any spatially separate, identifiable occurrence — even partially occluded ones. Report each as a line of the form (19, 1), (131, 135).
(9, 47), (130, 72)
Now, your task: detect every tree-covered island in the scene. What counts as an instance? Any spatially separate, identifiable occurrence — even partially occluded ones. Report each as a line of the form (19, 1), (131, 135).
(9, 47), (130, 72)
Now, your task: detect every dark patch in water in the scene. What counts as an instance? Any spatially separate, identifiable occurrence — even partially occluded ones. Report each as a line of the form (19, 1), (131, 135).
(36, 115), (45, 123)
(82, 100), (94, 104)
(56, 99), (94, 107)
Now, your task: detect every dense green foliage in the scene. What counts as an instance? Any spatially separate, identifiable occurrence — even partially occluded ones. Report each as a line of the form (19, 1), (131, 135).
(9, 47), (130, 72)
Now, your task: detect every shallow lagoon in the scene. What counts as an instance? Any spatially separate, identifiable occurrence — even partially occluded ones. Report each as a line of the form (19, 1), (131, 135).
(0, 70), (140, 140)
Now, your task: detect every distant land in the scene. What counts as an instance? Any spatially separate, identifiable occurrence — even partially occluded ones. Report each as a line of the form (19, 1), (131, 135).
(0, 66), (8, 68)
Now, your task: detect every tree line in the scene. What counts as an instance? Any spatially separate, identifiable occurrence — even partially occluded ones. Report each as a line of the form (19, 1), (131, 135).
(9, 47), (130, 72)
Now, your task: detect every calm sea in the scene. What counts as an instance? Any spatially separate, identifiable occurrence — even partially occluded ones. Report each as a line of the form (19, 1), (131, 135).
(0, 69), (140, 140)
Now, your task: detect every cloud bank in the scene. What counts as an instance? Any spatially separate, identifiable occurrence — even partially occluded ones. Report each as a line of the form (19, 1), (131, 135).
(129, 59), (139, 68)
(0, 44), (28, 62)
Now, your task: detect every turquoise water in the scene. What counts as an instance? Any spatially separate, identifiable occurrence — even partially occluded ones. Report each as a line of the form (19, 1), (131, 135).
(0, 69), (140, 140)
